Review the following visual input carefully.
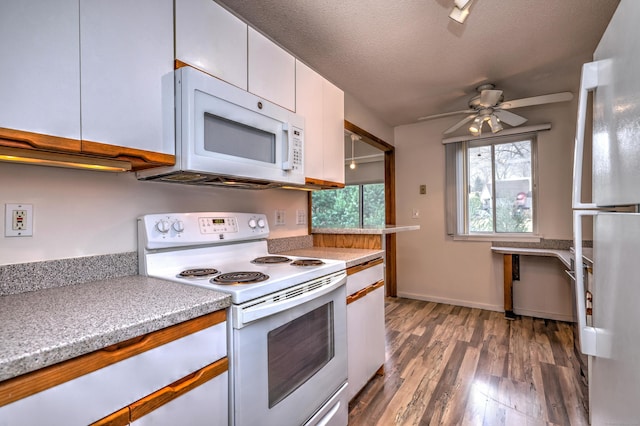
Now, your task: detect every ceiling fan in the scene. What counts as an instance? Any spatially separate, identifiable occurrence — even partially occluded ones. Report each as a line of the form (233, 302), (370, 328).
(417, 84), (574, 136)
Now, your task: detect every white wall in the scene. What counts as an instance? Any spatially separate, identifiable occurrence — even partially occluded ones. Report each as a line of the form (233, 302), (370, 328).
(344, 92), (394, 145)
(0, 163), (307, 265)
(394, 101), (579, 320)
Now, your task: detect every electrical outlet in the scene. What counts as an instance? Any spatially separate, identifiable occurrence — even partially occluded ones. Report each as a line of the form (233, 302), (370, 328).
(296, 209), (307, 225)
(420, 184), (427, 195)
(5, 203), (33, 237)
(275, 210), (286, 226)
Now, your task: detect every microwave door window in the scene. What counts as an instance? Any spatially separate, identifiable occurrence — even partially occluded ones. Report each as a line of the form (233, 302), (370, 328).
(204, 113), (276, 163)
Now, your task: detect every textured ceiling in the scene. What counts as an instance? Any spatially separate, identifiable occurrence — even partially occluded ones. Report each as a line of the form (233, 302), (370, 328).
(218, 0), (619, 128)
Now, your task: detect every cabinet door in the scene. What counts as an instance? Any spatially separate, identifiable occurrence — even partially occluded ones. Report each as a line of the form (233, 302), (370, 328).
(248, 28), (295, 111)
(80, 0), (174, 154)
(296, 60), (324, 181)
(0, 0), (80, 140)
(346, 284), (385, 401)
(175, 0), (248, 90)
(322, 80), (345, 185)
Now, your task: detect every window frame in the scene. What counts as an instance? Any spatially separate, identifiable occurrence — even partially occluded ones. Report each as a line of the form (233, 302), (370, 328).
(311, 182), (385, 229)
(447, 133), (540, 242)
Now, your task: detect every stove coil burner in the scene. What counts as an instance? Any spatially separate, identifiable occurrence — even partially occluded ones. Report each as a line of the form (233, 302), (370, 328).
(251, 256), (292, 264)
(212, 271), (270, 285)
(177, 268), (220, 279)
(291, 259), (325, 267)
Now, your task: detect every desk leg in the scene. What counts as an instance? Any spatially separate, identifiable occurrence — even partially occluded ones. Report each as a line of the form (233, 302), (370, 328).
(503, 254), (515, 320)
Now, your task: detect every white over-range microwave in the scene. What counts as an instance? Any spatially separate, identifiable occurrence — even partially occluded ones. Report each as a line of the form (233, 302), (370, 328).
(137, 66), (305, 189)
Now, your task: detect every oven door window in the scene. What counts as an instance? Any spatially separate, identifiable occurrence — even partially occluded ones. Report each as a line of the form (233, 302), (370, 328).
(204, 112), (276, 164)
(267, 302), (335, 408)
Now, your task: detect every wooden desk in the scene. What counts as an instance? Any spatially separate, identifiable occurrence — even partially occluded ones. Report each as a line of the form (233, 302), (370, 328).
(491, 247), (572, 320)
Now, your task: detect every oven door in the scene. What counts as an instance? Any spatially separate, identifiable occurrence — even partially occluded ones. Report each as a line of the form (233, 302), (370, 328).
(229, 273), (347, 426)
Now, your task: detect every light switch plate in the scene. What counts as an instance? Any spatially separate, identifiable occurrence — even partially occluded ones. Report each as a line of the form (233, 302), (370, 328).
(5, 203), (33, 237)
(275, 210), (286, 226)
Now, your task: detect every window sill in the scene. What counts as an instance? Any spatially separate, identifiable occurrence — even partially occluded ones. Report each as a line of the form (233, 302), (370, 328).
(452, 234), (542, 243)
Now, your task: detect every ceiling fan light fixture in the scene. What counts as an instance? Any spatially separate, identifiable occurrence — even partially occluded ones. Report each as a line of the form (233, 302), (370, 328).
(469, 116), (483, 136)
(489, 115), (503, 133)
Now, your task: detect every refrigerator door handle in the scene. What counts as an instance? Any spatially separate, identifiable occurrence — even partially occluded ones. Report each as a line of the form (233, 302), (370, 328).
(573, 209), (598, 356)
(572, 61), (603, 209)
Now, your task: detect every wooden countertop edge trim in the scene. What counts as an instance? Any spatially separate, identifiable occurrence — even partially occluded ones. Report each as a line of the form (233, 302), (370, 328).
(0, 310), (226, 407)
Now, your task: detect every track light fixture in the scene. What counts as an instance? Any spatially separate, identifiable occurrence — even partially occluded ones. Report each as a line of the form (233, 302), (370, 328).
(449, 0), (474, 24)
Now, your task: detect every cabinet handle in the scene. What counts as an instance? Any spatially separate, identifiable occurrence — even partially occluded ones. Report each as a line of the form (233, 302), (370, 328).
(90, 406), (130, 426)
(346, 257), (384, 275)
(346, 280), (384, 304)
(347, 287), (369, 305)
(129, 357), (228, 421)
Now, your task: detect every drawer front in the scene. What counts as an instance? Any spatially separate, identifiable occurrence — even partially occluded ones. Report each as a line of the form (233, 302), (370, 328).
(0, 321), (226, 425)
(132, 369), (228, 426)
(347, 263), (384, 296)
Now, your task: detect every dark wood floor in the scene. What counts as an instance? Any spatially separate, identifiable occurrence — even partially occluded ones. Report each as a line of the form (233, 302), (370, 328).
(348, 297), (588, 426)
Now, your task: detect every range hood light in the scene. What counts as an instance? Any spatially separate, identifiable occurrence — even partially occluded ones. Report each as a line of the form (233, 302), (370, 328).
(0, 147), (131, 172)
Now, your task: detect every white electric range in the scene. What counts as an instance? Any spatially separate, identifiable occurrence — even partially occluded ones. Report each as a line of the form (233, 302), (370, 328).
(138, 212), (349, 426)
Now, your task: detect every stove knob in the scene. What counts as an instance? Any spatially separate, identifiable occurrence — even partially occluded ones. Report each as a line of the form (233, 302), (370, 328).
(248, 218), (257, 229)
(172, 220), (185, 233)
(156, 219), (170, 234)
(257, 218), (266, 228)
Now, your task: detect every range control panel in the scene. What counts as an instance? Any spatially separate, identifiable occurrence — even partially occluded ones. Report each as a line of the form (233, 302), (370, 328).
(139, 212), (269, 249)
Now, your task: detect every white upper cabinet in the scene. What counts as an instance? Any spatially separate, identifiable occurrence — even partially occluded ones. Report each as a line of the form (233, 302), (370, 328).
(296, 61), (325, 180)
(80, 0), (175, 154)
(0, 0), (81, 140)
(322, 79), (345, 185)
(175, 0), (248, 90)
(296, 60), (345, 185)
(248, 28), (296, 111)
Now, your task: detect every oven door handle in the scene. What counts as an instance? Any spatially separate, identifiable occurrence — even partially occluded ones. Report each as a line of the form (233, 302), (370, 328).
(231, 271), (347, 328)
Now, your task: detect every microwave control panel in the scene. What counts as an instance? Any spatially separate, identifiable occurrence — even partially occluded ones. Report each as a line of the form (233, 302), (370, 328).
(291, 128), (303, 171)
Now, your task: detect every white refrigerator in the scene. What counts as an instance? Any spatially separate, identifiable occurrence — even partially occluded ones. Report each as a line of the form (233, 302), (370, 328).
(572, 1), (640, 424)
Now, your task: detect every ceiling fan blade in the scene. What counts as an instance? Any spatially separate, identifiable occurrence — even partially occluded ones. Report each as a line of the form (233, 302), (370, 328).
(443, 115), (477, 134)
(494, 109), (528, 127)
(417, 109), (475, 121)
(479, 90), (503, 107)
(500, 92), (574, 109)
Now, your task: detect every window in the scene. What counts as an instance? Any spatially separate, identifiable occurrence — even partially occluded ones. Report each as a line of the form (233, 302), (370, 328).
(446, 134), (537, 237)
(311, 183), (385, 228)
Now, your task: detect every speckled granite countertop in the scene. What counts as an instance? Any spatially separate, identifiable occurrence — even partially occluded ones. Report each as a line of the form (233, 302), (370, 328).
(0, 276), (230, 382)
(312, 225), (420, 235)
(281, 247), (384, 268)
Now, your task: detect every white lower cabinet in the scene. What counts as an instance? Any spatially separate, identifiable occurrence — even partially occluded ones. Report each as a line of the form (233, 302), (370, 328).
(131, 366), (228, 426)
(346, 259), (385, 401)
(0, 311), (228, 426)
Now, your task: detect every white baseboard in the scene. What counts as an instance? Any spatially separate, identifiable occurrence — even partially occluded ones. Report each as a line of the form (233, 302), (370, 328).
(396, 291), (502, 313)
(512, 307), (574, 322)
(396, 291), (575, 322)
